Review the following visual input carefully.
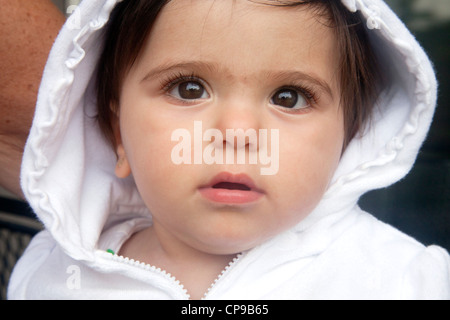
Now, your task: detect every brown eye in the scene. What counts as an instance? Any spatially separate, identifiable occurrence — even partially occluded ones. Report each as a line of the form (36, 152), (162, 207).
(172, 81), (209, 100)
(271, 88), (307, 110)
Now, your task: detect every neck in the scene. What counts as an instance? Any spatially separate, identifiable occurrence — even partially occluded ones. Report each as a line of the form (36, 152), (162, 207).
(119, 223), (238, 299)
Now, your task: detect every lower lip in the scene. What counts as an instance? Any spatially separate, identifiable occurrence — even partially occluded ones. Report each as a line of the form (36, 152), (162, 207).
(199, 188), (263, 205)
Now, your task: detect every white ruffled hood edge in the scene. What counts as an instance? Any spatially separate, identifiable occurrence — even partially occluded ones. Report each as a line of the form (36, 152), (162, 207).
(21, 0), (438, 263)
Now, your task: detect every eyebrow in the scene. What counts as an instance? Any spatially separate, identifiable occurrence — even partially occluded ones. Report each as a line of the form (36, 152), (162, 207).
(141, 61), (220, 82)
(141, 60), (335, 98)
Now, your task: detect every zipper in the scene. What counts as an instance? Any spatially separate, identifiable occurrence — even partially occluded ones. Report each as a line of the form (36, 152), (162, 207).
(202, 253), (243, 300)
(102, 250), (191, 299)
(100, 249), (243, 300)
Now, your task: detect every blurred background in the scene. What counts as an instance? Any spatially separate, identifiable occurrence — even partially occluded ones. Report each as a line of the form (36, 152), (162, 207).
(51, 0), (80, 13)
(0, 0), (449, 299)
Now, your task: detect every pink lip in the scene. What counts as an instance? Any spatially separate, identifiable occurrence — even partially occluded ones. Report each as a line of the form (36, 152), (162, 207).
(198, 172), (264, 205)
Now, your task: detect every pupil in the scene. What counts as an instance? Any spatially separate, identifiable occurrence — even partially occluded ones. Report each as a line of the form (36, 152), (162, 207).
(274, 89), (298, 108)
(179, 81), (204, 99)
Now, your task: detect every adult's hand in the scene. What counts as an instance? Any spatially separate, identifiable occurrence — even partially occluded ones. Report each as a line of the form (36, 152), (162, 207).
(0, 0), (65, 198)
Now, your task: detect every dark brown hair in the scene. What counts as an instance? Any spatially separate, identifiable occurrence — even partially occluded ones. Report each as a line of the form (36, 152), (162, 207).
(96, 0), (383, 150)
(96, 0), (170, 148)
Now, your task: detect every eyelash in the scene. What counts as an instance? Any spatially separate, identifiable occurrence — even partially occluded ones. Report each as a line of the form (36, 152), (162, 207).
(160, 72), (203, 93)
(159, 72), (320, 108)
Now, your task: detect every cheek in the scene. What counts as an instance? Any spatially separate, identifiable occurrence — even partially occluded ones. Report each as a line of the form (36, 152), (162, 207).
(274, 116), (344, 217)
(120, 108), (180, 201)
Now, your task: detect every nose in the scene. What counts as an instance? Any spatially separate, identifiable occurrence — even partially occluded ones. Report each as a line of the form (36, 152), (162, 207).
(214, 99), (261, 141)
(210, 97), (262, 152)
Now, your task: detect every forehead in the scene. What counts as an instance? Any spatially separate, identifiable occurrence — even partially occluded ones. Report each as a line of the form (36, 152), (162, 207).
(137, 0), (339, 89)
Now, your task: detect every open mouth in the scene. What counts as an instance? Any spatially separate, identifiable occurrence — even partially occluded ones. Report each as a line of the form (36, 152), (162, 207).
(212, 182), (251, 191)
(199, 172), (264, 205)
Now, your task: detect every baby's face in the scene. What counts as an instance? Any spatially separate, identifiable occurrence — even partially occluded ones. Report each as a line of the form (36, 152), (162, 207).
(116, 0), (344, 254)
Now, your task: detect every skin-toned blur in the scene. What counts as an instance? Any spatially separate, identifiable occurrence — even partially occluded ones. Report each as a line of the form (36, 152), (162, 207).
(0, 0), (64, 198)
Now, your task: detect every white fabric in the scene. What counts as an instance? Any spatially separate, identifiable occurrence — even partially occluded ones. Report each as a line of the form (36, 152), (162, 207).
(8, 0), (450, 299)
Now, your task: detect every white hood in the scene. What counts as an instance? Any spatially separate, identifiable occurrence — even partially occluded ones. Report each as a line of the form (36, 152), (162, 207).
(14, 0), (448, 299)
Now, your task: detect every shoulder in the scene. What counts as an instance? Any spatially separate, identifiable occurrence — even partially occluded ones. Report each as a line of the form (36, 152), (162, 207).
(401, 245), (450, 299)
(348, 210), (450, 299)
(350, 209), (431, 255)
(7, 230), (56, 299)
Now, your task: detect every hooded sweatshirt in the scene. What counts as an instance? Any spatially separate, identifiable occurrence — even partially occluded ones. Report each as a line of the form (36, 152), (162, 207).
(8, 0), (450, 299)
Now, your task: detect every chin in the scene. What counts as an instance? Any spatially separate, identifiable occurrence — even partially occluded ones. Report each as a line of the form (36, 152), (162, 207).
(191, 228), (270, 256)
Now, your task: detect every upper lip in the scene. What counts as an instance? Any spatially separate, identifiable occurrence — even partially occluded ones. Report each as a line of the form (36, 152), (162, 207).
(201, 172), (264, 193)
